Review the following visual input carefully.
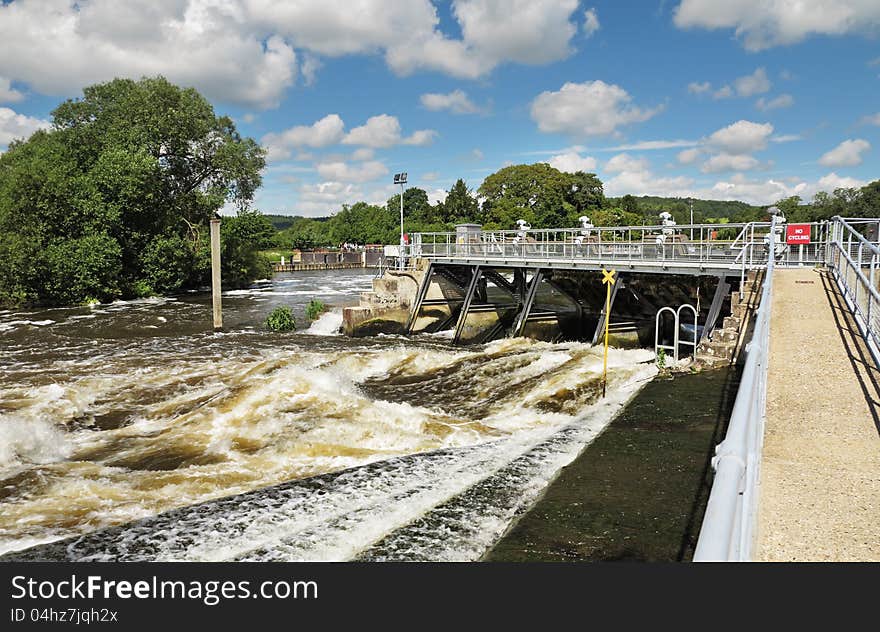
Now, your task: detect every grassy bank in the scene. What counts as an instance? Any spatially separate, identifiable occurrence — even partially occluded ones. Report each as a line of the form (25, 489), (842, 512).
(484, 366), (741, 562)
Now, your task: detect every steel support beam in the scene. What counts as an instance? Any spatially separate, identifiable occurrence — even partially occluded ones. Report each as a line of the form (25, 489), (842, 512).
(452, 265), (482, 344)
(511, 269), (542, 338)
(406, 262), (433, 334)
(701, 275), (731, 342)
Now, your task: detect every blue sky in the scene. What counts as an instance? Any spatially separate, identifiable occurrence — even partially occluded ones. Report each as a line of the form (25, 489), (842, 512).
(0, 0), (878, 216)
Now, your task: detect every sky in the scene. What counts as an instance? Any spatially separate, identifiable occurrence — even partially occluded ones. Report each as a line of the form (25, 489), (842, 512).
(0, 0), (878, 217)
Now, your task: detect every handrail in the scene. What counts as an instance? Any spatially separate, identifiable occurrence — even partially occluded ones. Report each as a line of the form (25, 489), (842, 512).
(693, 215), (778, 561)
(828, 216), (880, 367)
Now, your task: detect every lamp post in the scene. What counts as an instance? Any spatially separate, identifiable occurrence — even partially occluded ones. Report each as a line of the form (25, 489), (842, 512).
(393, 172), (407, 269)
(689, 198), (694, 240)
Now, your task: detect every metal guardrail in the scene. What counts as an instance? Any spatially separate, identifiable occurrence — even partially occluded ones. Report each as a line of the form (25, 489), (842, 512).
(827, 216), (880, 366)
(692, 215), (778, 562)
(405, 221), (832, 271)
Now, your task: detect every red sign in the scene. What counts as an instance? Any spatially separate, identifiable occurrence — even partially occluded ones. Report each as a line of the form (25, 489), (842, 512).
(786, 224), (811, 245)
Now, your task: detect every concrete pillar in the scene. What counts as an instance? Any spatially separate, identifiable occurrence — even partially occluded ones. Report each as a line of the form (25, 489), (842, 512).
(210, 217), (222, 331)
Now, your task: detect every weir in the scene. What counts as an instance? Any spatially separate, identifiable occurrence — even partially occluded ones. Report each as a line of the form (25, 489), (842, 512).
(352, 219), (831, 368)
(352, 214), (880, 561)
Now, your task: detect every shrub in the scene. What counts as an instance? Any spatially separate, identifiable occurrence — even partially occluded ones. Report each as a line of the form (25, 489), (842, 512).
(305, 299), (328, 321)
(266, 305), (296, 332)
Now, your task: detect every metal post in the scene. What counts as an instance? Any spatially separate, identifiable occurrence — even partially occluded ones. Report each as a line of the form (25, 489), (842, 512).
(399, 182), (404, 270)
(210, 217), (222, 331)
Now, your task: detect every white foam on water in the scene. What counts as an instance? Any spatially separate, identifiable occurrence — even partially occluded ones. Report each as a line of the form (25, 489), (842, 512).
(0, 328), (658, 560)
(0, 416), (73, 474)
(305, 310), (343, 336)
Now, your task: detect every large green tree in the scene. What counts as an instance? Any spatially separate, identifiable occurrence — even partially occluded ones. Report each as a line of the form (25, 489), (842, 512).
(478, 163), (604, 229)
(0, 76), (266, 305)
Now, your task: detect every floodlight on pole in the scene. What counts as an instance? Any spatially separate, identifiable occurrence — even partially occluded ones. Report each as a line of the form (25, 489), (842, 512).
(394, 172), (407, 269)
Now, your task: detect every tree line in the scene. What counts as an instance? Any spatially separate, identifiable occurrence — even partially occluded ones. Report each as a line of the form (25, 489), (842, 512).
(273, 174), (879, 251)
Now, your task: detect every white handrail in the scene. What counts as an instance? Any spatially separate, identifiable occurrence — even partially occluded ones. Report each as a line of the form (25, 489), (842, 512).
(693, 215), (777, 561)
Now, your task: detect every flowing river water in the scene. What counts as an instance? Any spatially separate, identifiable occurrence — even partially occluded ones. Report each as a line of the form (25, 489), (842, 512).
(0, 269), (657, 561)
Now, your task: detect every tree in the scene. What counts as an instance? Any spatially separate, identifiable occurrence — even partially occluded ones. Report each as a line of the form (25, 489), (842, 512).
(620, 194), (639, 214)
(478, 163), (604, 229)
(0, 76), (266, 306)
(386, 187), (431, 225)
(441, 179), (479, 224)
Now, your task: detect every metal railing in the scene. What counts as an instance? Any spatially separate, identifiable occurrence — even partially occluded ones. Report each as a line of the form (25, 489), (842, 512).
(827, 217), (880, 366)
(405, 221), (832, 271)
(693, 215), (779, 561)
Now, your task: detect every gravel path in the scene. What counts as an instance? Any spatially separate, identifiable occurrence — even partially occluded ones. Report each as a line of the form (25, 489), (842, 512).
(756, 268), (880, 561)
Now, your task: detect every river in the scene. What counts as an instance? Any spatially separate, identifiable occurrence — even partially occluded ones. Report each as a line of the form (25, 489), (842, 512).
(0, 269), (657, 561)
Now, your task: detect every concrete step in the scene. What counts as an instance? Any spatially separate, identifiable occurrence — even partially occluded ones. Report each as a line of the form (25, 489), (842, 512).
(722, 315), (741, 330)
(696, 340), (736, 361)
(713, 328), (740, 343)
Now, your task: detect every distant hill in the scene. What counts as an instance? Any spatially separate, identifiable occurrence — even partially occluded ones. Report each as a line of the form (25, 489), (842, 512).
(606, 195), (763, 223)
(264, 214), (331, 231)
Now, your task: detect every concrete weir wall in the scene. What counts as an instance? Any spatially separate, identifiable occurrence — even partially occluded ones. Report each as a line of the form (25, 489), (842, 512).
(342, 264), (427, 336)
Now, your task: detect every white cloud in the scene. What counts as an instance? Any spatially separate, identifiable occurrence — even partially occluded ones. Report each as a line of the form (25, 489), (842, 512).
(403, 129), (438, 146)
(530, 80), (661, 138)
(712, 85), (734, 99)
(677, 148), (702, 164)
(342, 114), (436, 148)
(385, 0), (583, 79)
(771, 134), (801, 143)
(704, 174), (806, 204)
(300, 54), (322, 87)
(420, 89), (482, 114)
(818, 138), (870, 167)
(601, 155), (695, 198)
(701, 153), (760, 173)
(756, 94), (794, 111)
(548, 152), (598, 173)
(0, 106), (51, 146)
(0, 1), (297, 109)
(707, 67), (771, 100)
(351, 148), (375, 161)
(707, 120), (774, 154)
(427, 188), (449, 205)
(0, 1), (587, 107)
(604, 139), (700, 151)
(296, 180), (363, 215)
(605, 153), (650, 173)
(0, 77), (24, 103)
(471, 148), (484, 160)
(860, 112), (880, 126)
(583, 8), (600, 37)
(261, 114), (345, 160)
(733, 67), (771, 97)
(315, 160), (388, 183)
(816, 172), (867, 191)
(673, 0), (880, 51)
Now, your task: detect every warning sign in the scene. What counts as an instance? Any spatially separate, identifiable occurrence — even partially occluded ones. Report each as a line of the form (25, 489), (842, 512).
(786, 224), (811, 245)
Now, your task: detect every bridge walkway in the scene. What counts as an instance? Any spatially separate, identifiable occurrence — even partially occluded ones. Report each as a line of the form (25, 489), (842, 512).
(757, 268), (880, 561)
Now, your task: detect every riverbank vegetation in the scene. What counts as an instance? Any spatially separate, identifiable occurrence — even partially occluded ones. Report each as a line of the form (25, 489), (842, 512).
(305, 299), (328, 321)
(265, 306), (296, 332)
(0, 76), (268, 307)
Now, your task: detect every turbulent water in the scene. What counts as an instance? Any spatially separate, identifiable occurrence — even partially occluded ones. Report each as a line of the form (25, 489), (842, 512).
(0, 269), (657, 561)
